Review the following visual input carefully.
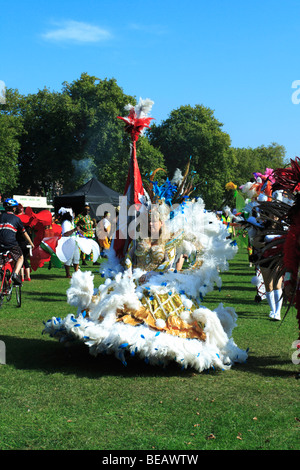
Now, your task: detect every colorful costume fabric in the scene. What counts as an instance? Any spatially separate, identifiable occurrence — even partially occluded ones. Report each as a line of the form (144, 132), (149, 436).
(43, 199), (248, 372)
(74, 212), (95, 261)
(55, 232), (100, 267)
(242, 158), (300, 337)
(23, 208), (63, 271)
(42, 99), (248, 373)
(74, 214), (94, 238)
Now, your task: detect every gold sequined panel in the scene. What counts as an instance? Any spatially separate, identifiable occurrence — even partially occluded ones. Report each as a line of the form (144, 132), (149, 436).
(141, 292), (186, 319)
(116, 290), (206, 341)
(166, 315), (206, 341)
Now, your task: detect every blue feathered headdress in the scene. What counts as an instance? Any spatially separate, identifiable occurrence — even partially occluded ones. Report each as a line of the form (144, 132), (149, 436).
(151, 178), (178, 206)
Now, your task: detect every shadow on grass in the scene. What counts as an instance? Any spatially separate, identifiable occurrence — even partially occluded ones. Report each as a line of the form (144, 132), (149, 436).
(29, 273), (67, 280)
(0, 334), (296, 380)
(30, 268), (102, 281)
(237, 354), (297, 378)
(220, 285), (255, 292)
(0, 334), (196, 379)
(222, 273), (254, 279)
(24, 292), (67, 301)
(204, 294), (262, 307)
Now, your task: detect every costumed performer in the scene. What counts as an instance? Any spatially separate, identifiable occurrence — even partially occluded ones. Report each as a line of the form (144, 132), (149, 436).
(243, 213), (284, 320)
(238, 208), (266, 302)
(221, 206), (235, 238)
(43, 176), (248, 372)
(247, 160), (300, 325)
(239, 169), (277, 305)
(59, 208), (81, 278)
(74, 204), (98, 265)
(55, 207), (100, 278)
(42, 98), (248, 373)
(24, 207), (53, 247)
(28, 209), (62, 272)
(270, 157), (300, 338)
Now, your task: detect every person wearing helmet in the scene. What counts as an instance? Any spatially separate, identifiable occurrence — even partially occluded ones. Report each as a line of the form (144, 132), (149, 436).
(0, 198), (34, 285)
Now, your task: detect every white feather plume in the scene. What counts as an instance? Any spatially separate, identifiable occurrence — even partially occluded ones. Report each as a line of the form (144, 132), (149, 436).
(124, 97), (154, 118)
(42, 198), (248, 373)
(171, 169), (184, 186)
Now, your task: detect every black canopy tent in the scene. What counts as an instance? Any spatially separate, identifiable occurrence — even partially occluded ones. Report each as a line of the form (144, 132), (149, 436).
(54, 177), (121, 221)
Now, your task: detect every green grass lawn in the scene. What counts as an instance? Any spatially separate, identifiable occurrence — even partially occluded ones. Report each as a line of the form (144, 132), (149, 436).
(0, 248), (299, 451)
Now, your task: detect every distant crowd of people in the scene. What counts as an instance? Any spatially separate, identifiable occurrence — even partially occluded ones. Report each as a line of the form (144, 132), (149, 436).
(0, 198), (119, 283)
(0, 198), (34, 285)
(0, 195), (288, 324)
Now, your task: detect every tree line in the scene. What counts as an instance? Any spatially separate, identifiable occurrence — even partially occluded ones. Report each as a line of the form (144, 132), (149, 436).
(0, 72), (286, 209)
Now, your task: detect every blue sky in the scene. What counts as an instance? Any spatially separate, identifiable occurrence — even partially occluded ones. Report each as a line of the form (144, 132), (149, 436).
(1, 0), (300, 162)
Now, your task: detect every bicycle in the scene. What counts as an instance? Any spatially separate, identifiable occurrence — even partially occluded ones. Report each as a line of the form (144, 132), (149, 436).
(0, 250), (22, 308)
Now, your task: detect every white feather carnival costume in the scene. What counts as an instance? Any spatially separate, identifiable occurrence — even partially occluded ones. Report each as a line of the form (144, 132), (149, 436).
(43, 99), (248, 372)
(43, 198), (248, 372)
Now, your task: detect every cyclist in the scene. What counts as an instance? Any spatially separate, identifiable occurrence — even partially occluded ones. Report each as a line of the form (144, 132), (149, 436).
(0, 198), (34, 285)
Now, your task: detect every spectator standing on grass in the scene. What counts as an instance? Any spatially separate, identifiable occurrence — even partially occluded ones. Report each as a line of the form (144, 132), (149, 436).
(0, 198), (34, 285)
(96, 211), (111, 257)
(222, 207), (235, 238)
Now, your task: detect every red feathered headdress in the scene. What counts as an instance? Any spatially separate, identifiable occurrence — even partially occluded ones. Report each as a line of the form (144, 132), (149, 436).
(272, 157), (300, 194)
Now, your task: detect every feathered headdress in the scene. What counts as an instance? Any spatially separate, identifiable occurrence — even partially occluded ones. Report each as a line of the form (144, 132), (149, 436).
(272, 157), (300, 195)
(58, 207), (73, 217)
(253, 168), (275, 184)
(117, 98), (154, 142)
(143, 157), (198, 208)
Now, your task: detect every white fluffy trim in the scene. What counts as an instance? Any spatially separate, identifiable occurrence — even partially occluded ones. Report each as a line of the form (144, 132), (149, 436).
(43, 297), (248, 373)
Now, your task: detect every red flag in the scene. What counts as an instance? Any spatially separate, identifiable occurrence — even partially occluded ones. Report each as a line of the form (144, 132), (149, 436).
(113, 101), (154, 259)
(123, 142), (144, 207)
(112, 142), (144, 259)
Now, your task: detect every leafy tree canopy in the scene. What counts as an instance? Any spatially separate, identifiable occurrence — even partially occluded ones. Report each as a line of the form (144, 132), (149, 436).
(0, 89), (24, 195)
(148, 104), (237, 208)
(0, 75), (287, 210)
(232, 143), (286, 187)
(4, 73), (165, 197)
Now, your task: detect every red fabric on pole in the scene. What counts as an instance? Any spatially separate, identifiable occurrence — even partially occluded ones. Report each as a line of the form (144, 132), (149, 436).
(113, 106), (153, 259)
(113, 141), (144, 259)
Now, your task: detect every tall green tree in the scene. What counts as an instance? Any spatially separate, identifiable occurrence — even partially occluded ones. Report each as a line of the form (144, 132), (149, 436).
(148, 104), (236, 209)
(232, 143), (286, 187)
(11, 73), (164, 198)
(16, 87), (85, 196)
(1, 74), (287, 207)
(62, 73), (134, 185)
(101, 135), (166, 193)
(62, 73), (165, 192)
(0, 88), (24, 195)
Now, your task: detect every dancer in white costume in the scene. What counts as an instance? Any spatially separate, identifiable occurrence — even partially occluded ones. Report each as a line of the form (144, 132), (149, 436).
(55, 207), (100, 272)
(43, 191), (248, 372)
(43, 101), (248, 372)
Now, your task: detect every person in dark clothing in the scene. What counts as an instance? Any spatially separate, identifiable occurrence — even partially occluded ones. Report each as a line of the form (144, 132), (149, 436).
(0, 198), (34, 285)
(15, 204), (32, 281)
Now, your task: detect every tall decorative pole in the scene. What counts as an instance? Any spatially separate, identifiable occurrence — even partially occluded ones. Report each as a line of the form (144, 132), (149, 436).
(113, 98), (154, 259)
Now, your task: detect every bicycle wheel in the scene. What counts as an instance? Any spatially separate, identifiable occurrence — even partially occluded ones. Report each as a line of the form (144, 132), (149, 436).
(15, 284), (21, 307)
(0, 270), (4, 308)
(5, 271), (12, 302)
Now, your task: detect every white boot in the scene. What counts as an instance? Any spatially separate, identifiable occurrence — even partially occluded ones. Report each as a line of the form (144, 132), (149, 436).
(266, 291), (276, 318)
(273, 289), (283, 321)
